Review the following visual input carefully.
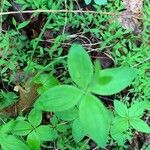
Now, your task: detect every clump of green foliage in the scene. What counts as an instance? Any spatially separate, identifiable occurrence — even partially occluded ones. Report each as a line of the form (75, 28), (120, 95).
(0, 44), (149, 149)
(0, 0), (150, 149)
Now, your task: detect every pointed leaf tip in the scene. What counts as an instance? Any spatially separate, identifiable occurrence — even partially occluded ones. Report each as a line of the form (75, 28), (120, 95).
(68, 44), (93, 88)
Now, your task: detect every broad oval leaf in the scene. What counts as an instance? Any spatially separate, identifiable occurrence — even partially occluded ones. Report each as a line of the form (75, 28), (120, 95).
(56, 124), (68, 133)
(34, 85), (83, 112)
(27, 131), (41, 150)
(0, 120), (15, 134)
(110, 116), (129, 135)
(68, 44), (93, 88)
(110, 117), (129, 146)
(114, 100), (128, 117)
(130, 118), (150, 133)
(36, 125), (58, 141)
(90, 67), (137, 95)
(55, 107), (78, 121)
(79, 94), (110, 148)
(129, 101), (149, 118)
(72, 118), (85, 143)
(110, 132), (127, 146)
(11, 120), (33, 136)
(28, 108), (42, 127)
(1, 135), (30, 150)
(94, 0), (107, 5)
(84, 0), (92, 5)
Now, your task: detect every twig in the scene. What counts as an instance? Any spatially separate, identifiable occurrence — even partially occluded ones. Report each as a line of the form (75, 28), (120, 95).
(133, 57), (150, 67)
(0, 9), (119, 16)
(62, 0), (68, 34)
(0, 9), (117, 16)
(0, 9), (148, 21)
(0, 0), (5, 34)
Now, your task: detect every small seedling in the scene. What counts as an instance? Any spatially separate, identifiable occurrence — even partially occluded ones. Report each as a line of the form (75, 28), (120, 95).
(110, 100), (150, 146)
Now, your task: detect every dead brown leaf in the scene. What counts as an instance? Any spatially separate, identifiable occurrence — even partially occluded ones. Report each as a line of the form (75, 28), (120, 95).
(118, 0), (144, 34)
(1, 72), (39, 116)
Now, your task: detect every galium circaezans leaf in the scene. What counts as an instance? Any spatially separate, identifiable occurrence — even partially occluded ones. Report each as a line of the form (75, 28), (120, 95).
(90, 67), (137, 95)
(34, 85), (83, 112)
(114, 100), (128, 117)
(72, 118), (85, 143)
(55, 107), (78, 121)
(1, 134), (30, 150)
(68, 44), (93, 89)
(79, 94), (110, 148)
(130, 118), (150, 133)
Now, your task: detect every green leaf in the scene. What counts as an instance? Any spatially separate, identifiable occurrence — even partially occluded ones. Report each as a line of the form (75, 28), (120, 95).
(0, 120), (15, 134)
(36, 125), (58, 141)
(84, 0), (92, 5)
(27, 131), (41, 150)
(34, 85), (83, 112)
(12, 17), (17, 26)
(55, 107), (78, 121)
(28, 108), (42, 127)
(94, 0), (107, 5)
(111, 132), (127, 146)
(33, 0), (40, 8)
(94, 60), (101, 79)
(56, 124), (68, 133)
(68, 44), (93, 88)
(72, 118), (85, 143)
(114, 100), (128, 117)
(90, 67), (137, 95)
(79, 94), (110, 148)
(50, 115), (59, 126)
(130, 118), (150, 133)
(129, 101), (149, 118)
(0, 91), (18, 110)
(34, 74), (59, 94)
(11, 120), (33, 136)
(1, 134), (30, 150)
(110, 116), (129, 135)
(17, 20), (30, 30)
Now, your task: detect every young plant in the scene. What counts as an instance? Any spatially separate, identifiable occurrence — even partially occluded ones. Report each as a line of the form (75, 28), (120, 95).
(111, 100), (150, 146)
(0, 108), (58, 150)
(34, 44), (137, 148)
(0, 120), (30, 150)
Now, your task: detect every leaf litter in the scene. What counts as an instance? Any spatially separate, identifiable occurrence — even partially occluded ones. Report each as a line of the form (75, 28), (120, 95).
(118, 0), (144, 34)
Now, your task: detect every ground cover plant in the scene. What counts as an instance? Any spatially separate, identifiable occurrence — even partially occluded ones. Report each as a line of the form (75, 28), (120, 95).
(0, 0), (150, 149)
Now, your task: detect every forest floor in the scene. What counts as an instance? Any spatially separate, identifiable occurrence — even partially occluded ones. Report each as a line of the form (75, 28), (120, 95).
(0, 0), (150, 150)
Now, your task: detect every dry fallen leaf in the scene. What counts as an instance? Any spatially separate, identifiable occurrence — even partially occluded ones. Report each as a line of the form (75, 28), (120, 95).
(1, 72), (39, 116)
(123, 0), (143, 13)
(118, 0), (144, 34)
(17, 83), (39, 112)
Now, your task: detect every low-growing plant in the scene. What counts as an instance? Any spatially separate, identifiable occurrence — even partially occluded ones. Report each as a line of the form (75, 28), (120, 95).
(111, 100), (150, 146)
(34, 44), (138, 148)
(0, 108), (58, 150)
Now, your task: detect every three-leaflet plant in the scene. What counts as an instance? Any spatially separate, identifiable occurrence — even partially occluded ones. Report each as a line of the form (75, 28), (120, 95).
(34, 44), (137, 148)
